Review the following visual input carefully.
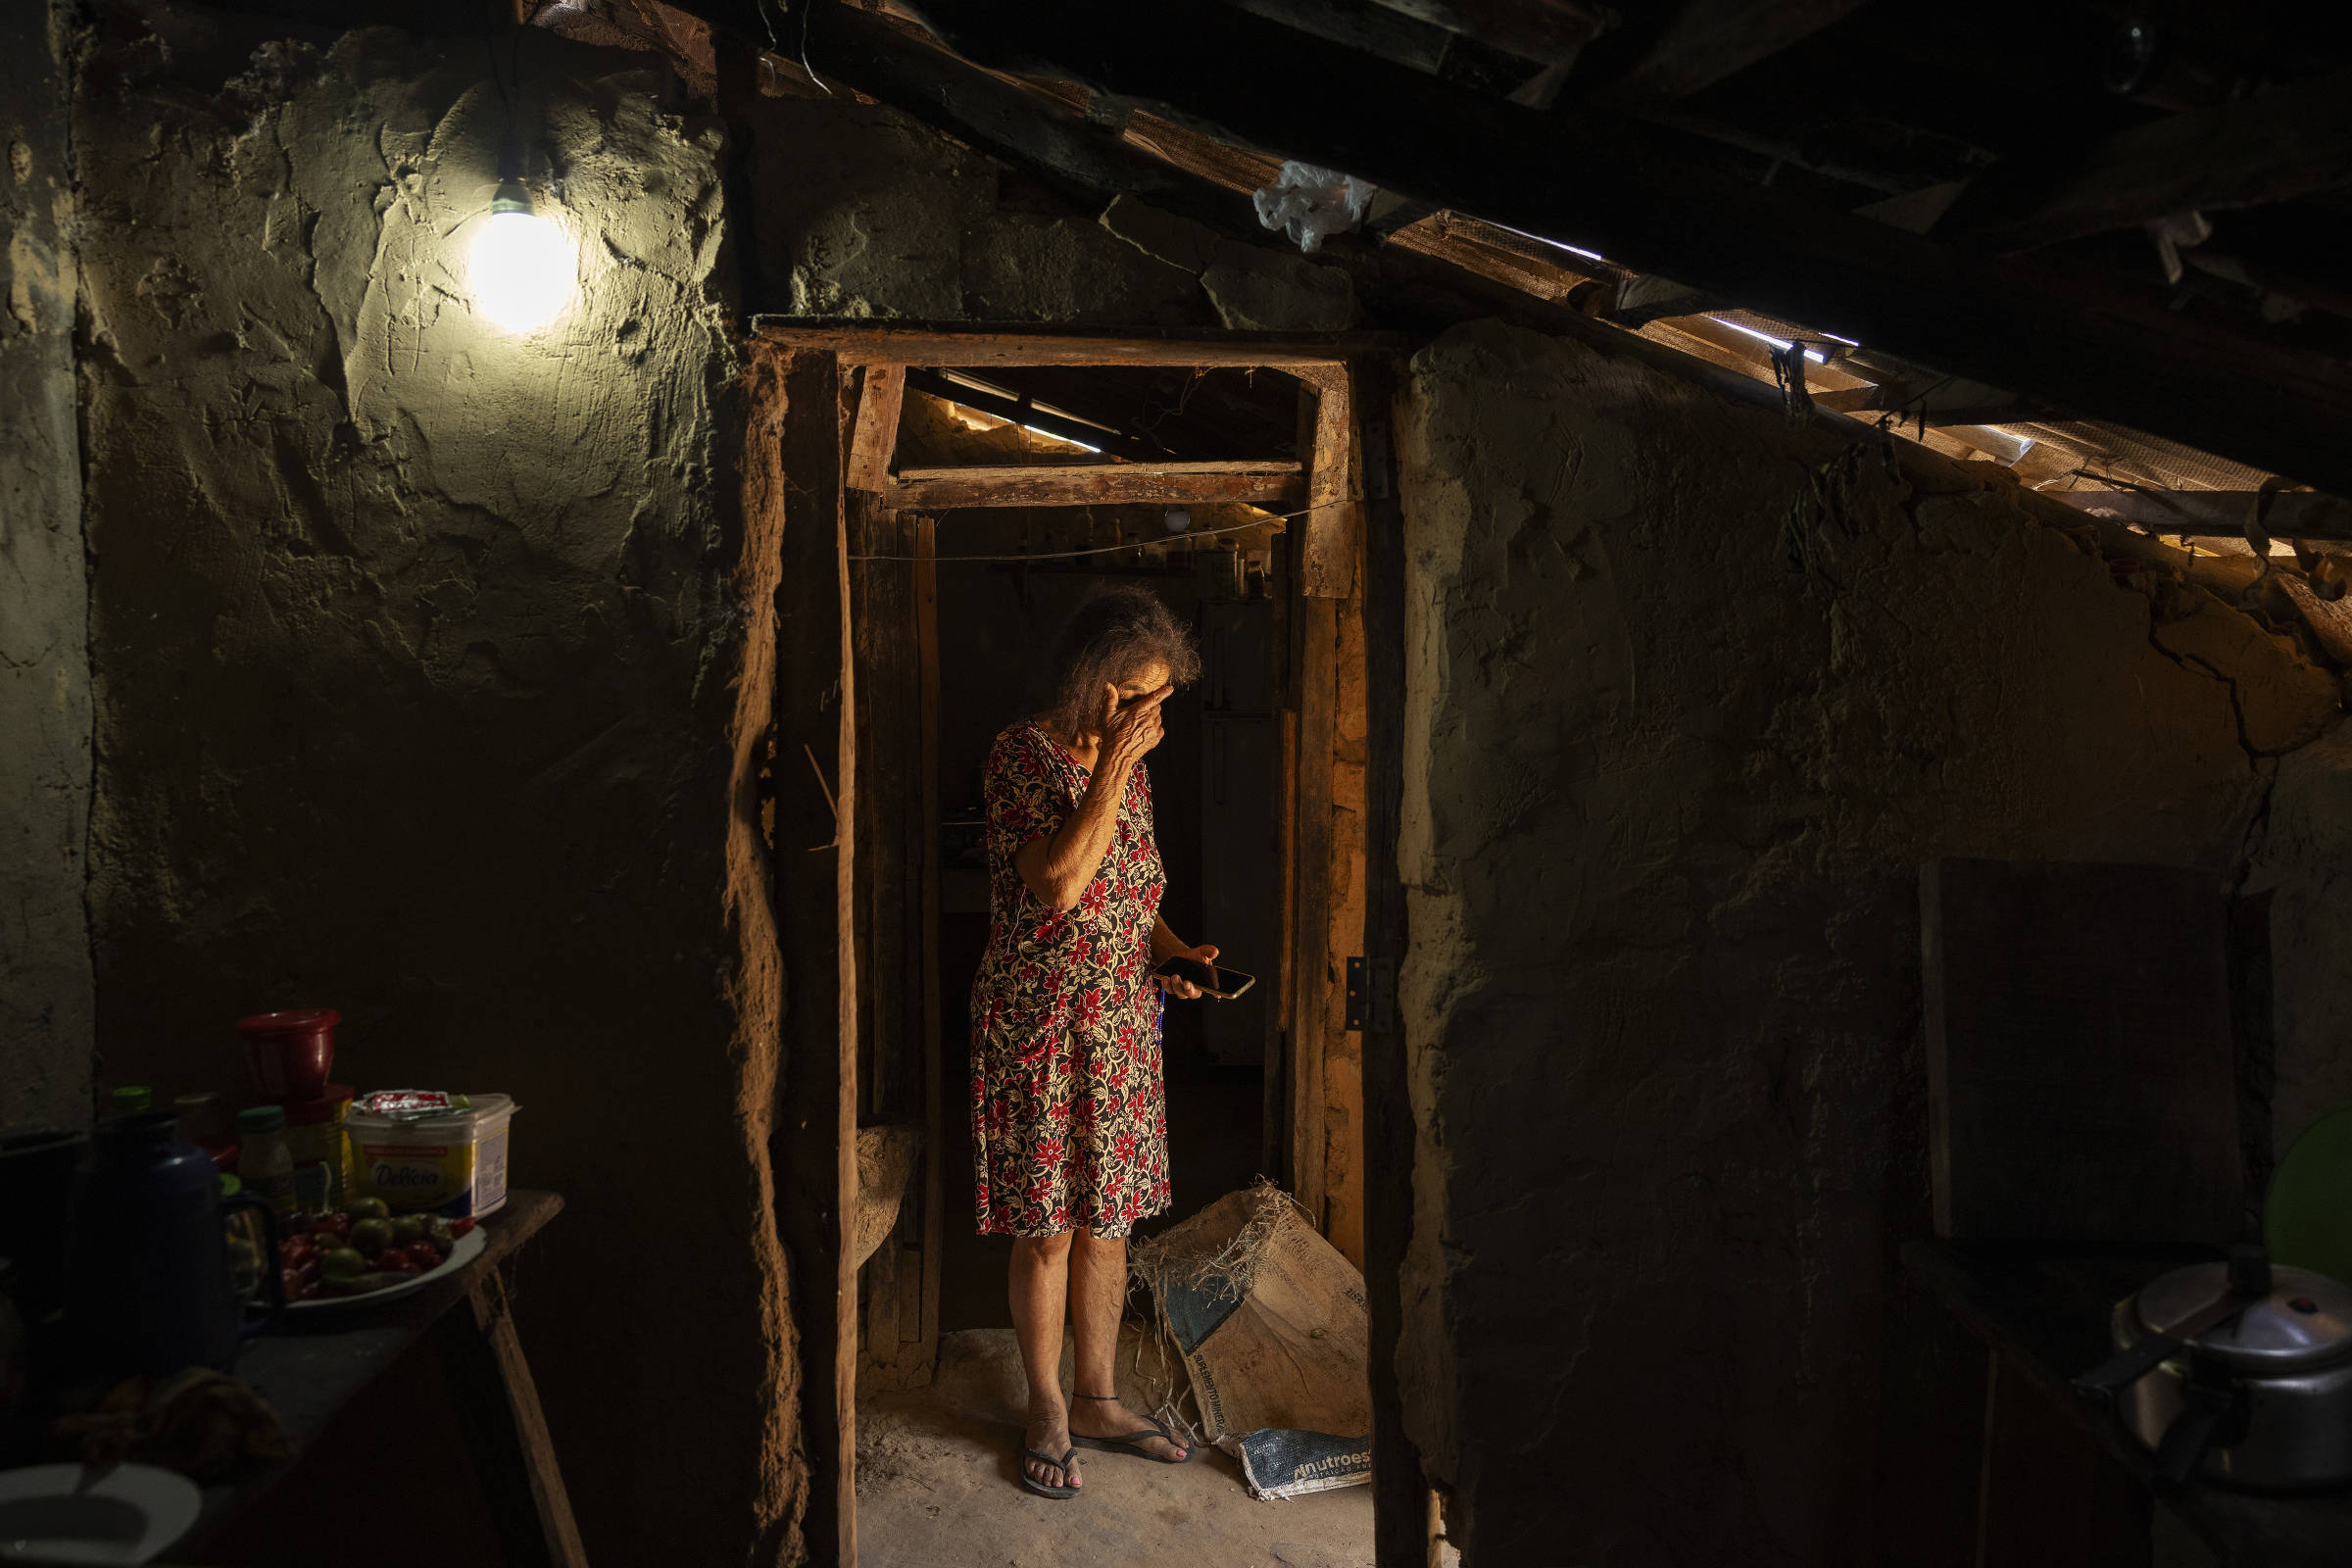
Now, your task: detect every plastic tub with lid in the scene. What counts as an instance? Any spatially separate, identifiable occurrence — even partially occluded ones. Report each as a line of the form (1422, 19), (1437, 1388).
(348, 1094), (516, 1219)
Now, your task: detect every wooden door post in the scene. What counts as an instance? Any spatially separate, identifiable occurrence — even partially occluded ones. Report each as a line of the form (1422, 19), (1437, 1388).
(772, 348), (858, 1567)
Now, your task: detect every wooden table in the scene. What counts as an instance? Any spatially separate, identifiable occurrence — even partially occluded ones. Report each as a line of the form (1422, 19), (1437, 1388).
(178, 1189), (584, 1568)
(1904, 1238), (2352, 1567)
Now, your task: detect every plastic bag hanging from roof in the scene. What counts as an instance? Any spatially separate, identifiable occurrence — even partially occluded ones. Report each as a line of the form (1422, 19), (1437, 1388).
(1251, 162), (1374, 254)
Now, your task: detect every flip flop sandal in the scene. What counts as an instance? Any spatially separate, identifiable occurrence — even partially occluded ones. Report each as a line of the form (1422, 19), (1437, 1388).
(1019, 1443), (1082, 1499)
(1068, 1395), (1197, 1464)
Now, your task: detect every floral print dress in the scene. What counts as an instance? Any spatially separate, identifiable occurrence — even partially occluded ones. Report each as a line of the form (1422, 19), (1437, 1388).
(969, 720), (1172, 1239)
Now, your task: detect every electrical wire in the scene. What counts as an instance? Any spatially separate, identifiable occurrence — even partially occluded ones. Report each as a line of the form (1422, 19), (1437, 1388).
(845, 499), (1344, 563)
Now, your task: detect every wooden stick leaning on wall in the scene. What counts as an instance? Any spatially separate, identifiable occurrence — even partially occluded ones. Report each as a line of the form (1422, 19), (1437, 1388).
(829, 364), (860, 1568)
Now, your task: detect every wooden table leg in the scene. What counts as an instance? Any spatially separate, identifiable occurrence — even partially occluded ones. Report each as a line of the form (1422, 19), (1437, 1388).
(431, 1265), (591, 1568)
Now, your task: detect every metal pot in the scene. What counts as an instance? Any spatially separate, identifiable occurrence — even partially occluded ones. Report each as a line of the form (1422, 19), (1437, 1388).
(2088, 1249), (2352, 1490)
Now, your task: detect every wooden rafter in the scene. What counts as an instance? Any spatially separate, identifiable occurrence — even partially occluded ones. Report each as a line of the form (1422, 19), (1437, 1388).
(1353, 0), (1613, 65)
(902, 368), (1168, 463)
(1938, 67), (2352, 255)
(2044, 487), (2352, 543)
(1582, 0), (1878, 108)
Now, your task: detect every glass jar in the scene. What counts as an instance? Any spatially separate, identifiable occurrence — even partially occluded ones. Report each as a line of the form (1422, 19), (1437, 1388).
(218, 1174), (268, 1312)
(235, 1104), (296, 1216)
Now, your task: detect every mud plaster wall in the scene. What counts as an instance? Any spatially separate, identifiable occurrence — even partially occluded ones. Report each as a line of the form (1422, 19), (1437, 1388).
(0, 0), (92, 1133)
(743, 91), (1356, 330)
(1393, 319), (2339, 1566)
(72, 9), (790, 1561)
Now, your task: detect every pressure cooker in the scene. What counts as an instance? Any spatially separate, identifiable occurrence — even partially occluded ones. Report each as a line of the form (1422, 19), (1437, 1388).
(2078, 1246), (2352, 1490)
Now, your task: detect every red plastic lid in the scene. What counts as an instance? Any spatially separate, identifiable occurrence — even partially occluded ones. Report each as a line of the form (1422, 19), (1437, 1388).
(272, 1085), (355, 1124)
(236, 1007), (340, 1039)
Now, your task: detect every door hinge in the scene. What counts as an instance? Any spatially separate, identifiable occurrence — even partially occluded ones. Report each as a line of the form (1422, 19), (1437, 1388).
(1344, 956), (1396, 1032)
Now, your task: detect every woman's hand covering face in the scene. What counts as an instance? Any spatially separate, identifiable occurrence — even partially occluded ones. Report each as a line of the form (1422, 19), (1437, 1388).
(1100, 682), (1172, 775)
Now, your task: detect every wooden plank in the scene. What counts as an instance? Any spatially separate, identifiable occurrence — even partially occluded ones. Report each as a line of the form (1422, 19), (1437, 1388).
(1356, 0), (1611, 64)
(430, 1265), (591, 1568)
(1289, 591), (1335, 1224)
(890, 462), (1304, 511)
(752, 320), (1392, 368)
(1938, 67), (2352, 255)
(1269, 704), (1298, 1184)
(1324, 535), (1368, 1266)
(1351, 354), (1424, 1567)
(1227, 0), (1453, 73)
(1298, 368), (1357, 600)
(830, 369), (860, 1568)
(895, 0), (2352, 497)
(914, 514), (945, 1380)
(771, 348), (856, 1568)
(1584, 0), (1878, 107)
(846, 365), (905, 492)
(2045, 488), (2352, 542)
(851, 497), (917, 1390)
(1921, 858), (2244, 1244)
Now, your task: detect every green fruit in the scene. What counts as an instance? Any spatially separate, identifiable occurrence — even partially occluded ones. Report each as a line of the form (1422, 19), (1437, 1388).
(320, 1247), (367, 1284)
(345, 1197), (391, 1221)
(350, 1216), (395, 1255)
(390, 1214), (426, 1246)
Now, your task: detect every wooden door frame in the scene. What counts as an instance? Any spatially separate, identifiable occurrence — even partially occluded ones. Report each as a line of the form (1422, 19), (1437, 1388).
(753, 322), (1417, 1567)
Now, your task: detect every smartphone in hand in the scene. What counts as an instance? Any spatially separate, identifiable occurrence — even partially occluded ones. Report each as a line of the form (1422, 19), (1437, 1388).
(1153, 956), (1256, 1000)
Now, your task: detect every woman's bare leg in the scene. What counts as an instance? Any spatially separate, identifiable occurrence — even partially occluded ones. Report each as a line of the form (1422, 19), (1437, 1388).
(1009, 1232), (1080, 1489)
(1066, 1227), (1189, 1460)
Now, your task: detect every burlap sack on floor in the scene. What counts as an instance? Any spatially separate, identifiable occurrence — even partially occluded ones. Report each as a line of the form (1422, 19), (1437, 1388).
(1129, 1181), (1373, 1499)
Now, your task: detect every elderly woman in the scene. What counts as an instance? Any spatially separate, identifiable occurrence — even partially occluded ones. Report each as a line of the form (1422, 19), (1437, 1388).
(970, 584), (1221, 1497)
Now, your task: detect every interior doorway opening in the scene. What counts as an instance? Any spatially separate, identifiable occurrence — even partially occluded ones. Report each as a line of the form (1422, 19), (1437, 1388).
(761, 328), (1392, 1563)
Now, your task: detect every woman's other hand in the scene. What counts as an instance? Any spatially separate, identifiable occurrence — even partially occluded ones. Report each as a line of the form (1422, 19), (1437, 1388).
(1156, 943), (1220, 1000)
(1101, 682), (1172, 776)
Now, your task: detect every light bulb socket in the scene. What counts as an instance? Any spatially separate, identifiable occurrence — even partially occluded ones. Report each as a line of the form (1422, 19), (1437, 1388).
(490, 176), (533, 219)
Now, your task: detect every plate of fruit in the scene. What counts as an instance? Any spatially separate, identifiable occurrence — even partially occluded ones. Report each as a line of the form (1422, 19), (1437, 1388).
(277, 1198), (484, 1309)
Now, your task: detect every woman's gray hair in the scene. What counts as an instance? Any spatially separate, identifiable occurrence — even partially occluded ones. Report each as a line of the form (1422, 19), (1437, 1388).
(1036, 584), (1201, 740)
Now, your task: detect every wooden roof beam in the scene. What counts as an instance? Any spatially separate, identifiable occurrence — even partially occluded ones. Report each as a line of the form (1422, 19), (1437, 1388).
(1936, 66), (2352, 255)
(2044, 488), (2352, 543)
(1582, 0), (1879, 108)
(1352, 0), (1614, 66)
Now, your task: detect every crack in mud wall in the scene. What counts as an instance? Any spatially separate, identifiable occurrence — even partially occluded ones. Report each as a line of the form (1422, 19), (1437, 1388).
(72, 6), (789, 1559)
(1391, 319), (2338, 1566)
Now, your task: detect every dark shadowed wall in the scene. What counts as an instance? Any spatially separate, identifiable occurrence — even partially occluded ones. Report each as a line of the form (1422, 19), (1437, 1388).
(1, 0), (90, 1133)
(70, 8), (790, 1560)
(1392, 319), (2339, 1566)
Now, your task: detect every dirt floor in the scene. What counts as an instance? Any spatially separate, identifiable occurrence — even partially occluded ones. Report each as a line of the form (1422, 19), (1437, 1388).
(858, 1327), (1376, 1568)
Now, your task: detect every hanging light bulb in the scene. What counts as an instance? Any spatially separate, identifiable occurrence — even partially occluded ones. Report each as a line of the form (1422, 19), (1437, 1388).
(467, 176), (576, 334)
